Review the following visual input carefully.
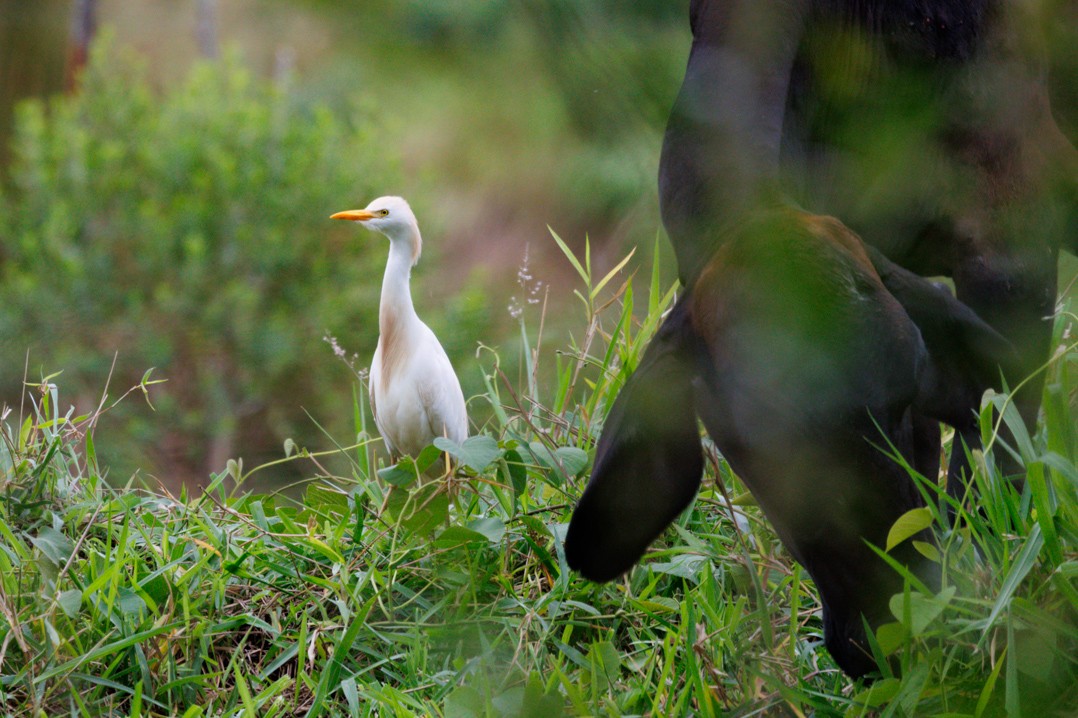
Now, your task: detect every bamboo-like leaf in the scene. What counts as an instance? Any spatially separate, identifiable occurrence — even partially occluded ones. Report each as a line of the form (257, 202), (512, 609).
(983, 524), (1043, 639)
(590, 247), (636, 300)
(974, 646), (1007, 718)
(548, 226), (588, 284)
(649, 233), (663, 316)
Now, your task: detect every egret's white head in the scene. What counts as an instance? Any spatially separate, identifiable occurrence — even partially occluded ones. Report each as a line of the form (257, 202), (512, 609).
(331, 196), (422, 265)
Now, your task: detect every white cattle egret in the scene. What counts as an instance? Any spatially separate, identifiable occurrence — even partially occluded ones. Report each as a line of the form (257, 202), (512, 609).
(331, 196), (468, 465)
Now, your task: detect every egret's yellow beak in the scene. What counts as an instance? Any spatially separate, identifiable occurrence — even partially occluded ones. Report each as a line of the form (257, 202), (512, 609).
(330, 209), (376, 221)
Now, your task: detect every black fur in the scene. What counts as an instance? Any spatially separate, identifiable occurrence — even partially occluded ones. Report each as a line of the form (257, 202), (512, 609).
(662, 0), (1073, 439)
(568, 0), (1073, 677)
(568, 211), (971, 677)
(565, 302), (705, 583)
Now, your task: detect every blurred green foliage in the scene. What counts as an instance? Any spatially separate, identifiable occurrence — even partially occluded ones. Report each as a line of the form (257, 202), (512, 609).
(300, 0), (687, 228)
(0, 38), (430, 487)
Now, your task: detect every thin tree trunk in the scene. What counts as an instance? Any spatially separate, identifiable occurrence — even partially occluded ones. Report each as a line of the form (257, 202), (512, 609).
(65, 0), (96, 91)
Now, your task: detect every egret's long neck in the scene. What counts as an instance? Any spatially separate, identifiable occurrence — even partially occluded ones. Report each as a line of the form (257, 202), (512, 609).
(380, 227), (421, 333)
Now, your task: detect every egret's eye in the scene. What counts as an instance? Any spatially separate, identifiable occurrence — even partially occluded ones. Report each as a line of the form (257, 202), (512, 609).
(379, 209), (390, 217)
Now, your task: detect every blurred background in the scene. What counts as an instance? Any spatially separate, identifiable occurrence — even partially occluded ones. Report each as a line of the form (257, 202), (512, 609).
(0, 0), (690, 491)
(1, 0), (1074, 493)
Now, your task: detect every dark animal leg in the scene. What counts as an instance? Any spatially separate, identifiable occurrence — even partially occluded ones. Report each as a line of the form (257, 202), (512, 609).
(564, 300), (705, 583)
(911, 411), (943, 484)
(684, 212), (941, 678)
(866, 245), (1021, 501)
(953, 245), (1059, 487)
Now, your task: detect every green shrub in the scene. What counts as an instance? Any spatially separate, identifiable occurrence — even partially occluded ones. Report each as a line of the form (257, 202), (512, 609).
(0, 38), (404, 487)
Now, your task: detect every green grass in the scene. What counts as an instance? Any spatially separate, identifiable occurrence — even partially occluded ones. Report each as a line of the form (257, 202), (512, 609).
(1, 240), (1076, 717)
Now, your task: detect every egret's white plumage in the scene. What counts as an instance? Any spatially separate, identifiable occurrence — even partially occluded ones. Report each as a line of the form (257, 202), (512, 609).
(331, 196), (467, 461)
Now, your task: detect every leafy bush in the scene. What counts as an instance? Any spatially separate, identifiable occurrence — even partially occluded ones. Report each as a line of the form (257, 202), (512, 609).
(0, 38), (409, 487)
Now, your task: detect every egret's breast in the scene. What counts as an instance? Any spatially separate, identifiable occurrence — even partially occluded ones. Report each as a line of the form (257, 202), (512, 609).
(372, 339), (439, 457)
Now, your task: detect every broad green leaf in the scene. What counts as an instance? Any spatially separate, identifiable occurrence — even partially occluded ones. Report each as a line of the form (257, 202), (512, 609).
(131, 681), (144, 718)
(29, 527), (73, 566)
(520, 514), (551, 538)
(57, 588), (82, 618)
(587, 640), (621, 687)
(874, 621), (908, 656)
(554, 446), (589, 477)
(491, 687), (526, 717)
(503, 448), (528, 496)
(528, 442), (589, 479)
(435, 435), (501, 473)
(848, 677), (901, 714)
(468, 517), (506, 544)
(140, 573), (171, 607)
(445, 685), (484, 718)
(913, 539), (940, 563)
(302, 537), (345, 565)
(520, 672), (565, 718)
(433, 526), (487, 549)
(1013, 626), (1056, 681)
(415, 443), (444, 473)
(885, 507), (933, 551)
(304, 484), (350, 515)
(993, 393), (1035, 462)
(385, 484), (449, 535)
(648, 554), (707, 584)
(378, 457), (421, 487)
(730, 491), (757, 507)
(631, 596), (680, 615)
(888, 585), (955, 636)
